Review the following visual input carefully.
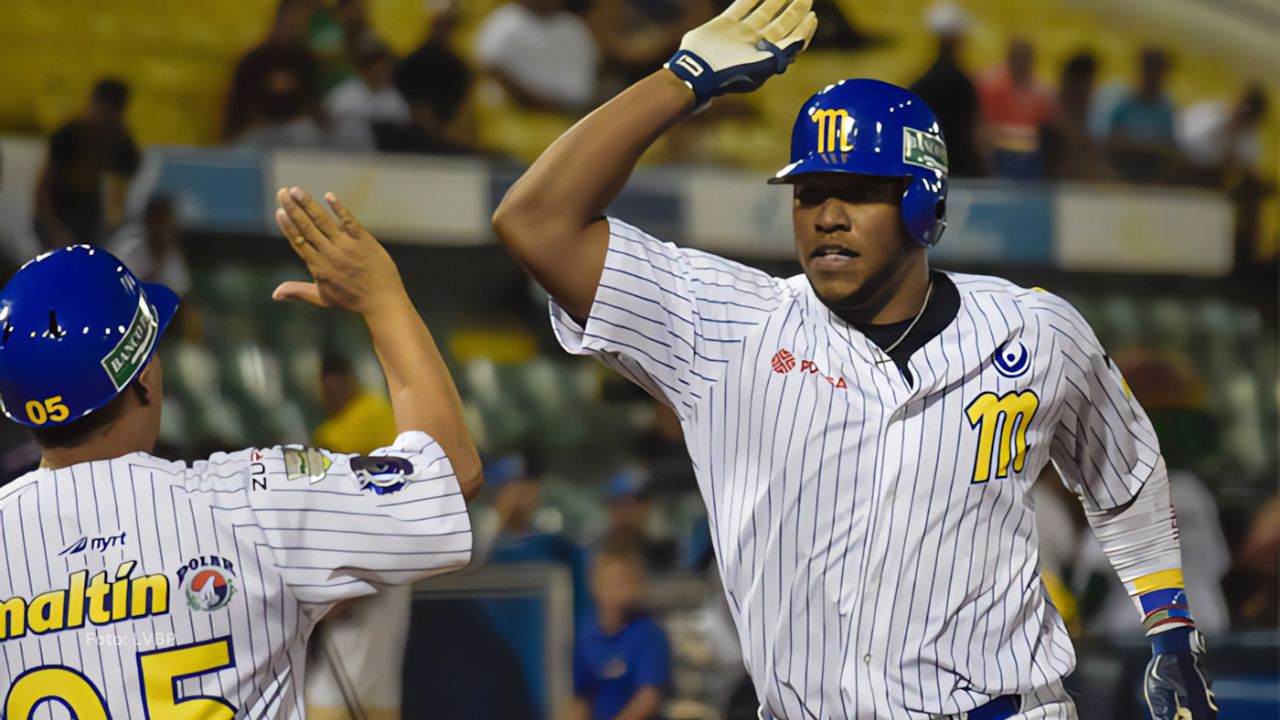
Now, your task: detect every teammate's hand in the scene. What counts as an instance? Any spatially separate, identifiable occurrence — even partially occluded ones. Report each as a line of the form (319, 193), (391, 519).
(1144, 629), (1218, 719)
(664, 0), (817, 106)
(273, 187), (406, 315)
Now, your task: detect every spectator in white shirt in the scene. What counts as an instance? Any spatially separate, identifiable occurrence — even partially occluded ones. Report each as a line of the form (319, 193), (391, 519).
(474, 0), (599, 113)
(107, 195), (191, 297)
(324, 37), (412, 151)
(1177, 85), (1268, 183)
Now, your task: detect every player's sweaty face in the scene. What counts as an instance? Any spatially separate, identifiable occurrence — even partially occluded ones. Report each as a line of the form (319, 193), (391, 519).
(791, 174), (910, 307)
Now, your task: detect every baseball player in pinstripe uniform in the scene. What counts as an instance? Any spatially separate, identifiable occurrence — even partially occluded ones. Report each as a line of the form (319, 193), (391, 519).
(0, 189), (481, 718)
(494, 1), (1217, 718)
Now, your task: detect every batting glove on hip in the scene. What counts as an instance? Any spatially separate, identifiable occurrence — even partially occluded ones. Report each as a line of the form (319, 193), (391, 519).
(664, 0), (818, 107)
(1144, 628), (1218, 720)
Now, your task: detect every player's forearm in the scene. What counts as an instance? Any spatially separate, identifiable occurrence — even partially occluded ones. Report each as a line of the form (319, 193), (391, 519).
(1084, 460), (1193, 636)
(493, 70), (694, 256)
(612, 687), (663, 720)
(362, 294), (482, 499)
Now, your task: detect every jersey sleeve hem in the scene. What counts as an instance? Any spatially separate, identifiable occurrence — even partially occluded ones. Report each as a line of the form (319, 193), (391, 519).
(547, 218), (630, 358)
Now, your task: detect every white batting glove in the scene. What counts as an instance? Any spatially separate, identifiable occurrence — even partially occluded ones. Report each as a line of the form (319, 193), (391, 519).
(664, 0), (818, 107)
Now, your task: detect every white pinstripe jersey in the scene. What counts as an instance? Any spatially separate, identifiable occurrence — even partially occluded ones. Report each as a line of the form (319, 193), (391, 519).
(551, 219), (1161, 720)
(0, 431), (471, 719)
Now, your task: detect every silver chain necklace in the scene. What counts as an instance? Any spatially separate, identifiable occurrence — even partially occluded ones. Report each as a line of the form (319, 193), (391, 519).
(880, 280), (934, 355)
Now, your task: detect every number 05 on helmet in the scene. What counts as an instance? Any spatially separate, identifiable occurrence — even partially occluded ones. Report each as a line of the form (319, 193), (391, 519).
(0, 246), (179, 428)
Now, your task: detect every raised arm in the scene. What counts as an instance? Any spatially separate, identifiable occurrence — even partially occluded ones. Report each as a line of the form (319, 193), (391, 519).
(492, 0), (816, 318)
(274, 188), (483, 499)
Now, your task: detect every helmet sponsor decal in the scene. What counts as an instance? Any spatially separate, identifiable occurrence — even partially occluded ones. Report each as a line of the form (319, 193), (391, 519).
(100, 296), (158, 391)
(902, 126), (948, 173)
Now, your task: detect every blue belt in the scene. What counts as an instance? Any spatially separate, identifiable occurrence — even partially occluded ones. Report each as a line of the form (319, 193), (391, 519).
(966, 694), (1022, 720)
(758, 693), (1022, 719)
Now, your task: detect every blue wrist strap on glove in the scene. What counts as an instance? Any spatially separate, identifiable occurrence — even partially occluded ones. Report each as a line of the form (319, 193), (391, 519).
(665, 40), (801, 106)
(1150, 626), (1194, 655)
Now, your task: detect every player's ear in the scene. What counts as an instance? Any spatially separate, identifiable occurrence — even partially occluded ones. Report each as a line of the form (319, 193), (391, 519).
(133, 358), (162, 407)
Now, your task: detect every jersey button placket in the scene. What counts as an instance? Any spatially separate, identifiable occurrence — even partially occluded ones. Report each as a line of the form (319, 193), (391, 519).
(862, 404), (907, 672)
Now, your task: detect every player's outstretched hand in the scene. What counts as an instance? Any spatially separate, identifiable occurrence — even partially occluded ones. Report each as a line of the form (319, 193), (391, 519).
(664, 0), (818, 107)
(272, 187), (406, 315)
(1144, 629), (1218, 719)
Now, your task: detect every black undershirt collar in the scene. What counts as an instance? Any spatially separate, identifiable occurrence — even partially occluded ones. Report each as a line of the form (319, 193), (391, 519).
(849, 270), (961, 384)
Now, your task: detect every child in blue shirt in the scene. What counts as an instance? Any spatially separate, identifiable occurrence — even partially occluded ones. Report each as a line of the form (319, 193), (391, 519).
(572, 532), (672, 720)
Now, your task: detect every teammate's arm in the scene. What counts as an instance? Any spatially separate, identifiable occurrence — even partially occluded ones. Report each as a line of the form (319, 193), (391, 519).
(493, 0), (816, 318)
(274, 188), (483, 498)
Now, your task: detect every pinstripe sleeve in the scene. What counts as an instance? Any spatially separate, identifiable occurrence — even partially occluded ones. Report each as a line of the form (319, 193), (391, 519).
(1040, 297), (1162, 511)
(550, 217), (788, 416)
(242, 431), (472, 604)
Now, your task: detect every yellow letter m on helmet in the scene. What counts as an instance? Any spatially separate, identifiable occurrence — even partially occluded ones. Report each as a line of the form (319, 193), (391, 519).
(810, 108), (855, 154)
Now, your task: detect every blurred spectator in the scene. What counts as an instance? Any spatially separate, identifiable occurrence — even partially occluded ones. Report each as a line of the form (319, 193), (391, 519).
(1230, 496), (1280, 628)
(1177, 85), (1273, 276)
(488, 452), (595, 625)
(313, 352), (396, 453)
(571, 532), (671, 720)
(1073, 349), (1231, 636)
(1178, 85), (1268, 181)
(798, 0), (879, 52)
(0, 244), (39, 485)
(600, 466), (678, 572)
(978, 38), (1055, 179)
(324, 37), (411, 151)
(310, 0), (380, 92)
(224, 0), (324, 148)
(587, 0), (710, 92)
(34, 79), (140, 248)
(909, 3), (986, 178)
(387, 6), (476, 154)
(1043, 52), (1111, 181)
(474, 0), (599, 113)
(631, 399), (696, 495)
(1104, 48), (1178, 183)
(106, 195), (192, 296)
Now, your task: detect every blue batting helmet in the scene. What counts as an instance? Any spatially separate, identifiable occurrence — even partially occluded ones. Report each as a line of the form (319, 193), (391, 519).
(0, 246), (179, 428)
(770, 79), (949, 247)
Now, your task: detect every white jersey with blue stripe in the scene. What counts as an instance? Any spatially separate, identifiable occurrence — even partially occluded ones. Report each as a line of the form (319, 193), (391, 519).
(0, 431), (471, 719)
(551, 218), (1161, 719)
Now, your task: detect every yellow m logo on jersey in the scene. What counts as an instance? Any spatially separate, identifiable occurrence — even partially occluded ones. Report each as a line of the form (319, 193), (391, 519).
(810, 109), (855, 153)
(965, 390), (1040, 483)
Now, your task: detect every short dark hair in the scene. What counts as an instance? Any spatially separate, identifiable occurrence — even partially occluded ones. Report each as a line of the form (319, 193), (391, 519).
(1241, 84), (1268, 120)
(1140, 47), (1168, 72)
(320, 351), (355, 377)
(30, 383), (138, 449)
(1062, 52), (1097, 82)
(91, 79), (130, 113)
(351, 36), (393, 69)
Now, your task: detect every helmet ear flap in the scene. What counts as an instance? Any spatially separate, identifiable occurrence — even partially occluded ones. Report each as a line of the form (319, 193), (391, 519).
(899, 176), (948, 247)
(930, 197), (947, 247)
